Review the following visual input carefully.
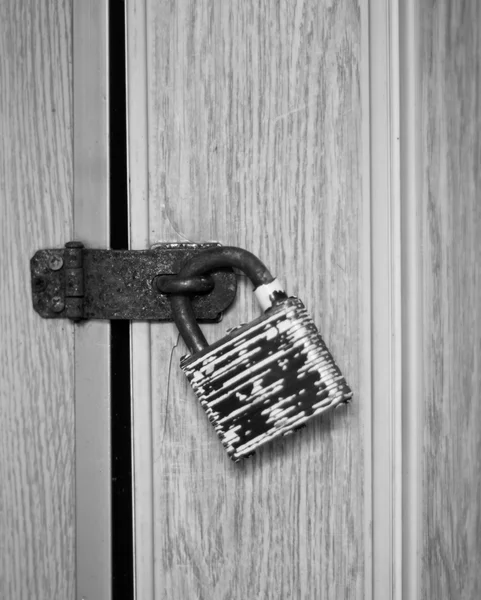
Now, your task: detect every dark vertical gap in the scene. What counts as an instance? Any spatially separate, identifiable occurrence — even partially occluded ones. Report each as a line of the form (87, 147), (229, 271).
(109, 1), (133, 598)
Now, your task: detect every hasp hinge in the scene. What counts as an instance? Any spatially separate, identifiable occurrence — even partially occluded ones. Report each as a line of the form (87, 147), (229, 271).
(30, 242), (237, 322)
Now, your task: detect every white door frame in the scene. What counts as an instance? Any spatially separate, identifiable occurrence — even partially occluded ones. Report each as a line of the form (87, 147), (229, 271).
(366, 1), (423, 598)
(126, 0), (155, 596)
(367, 1), (423, 597)
(399, 0), (423, 598)
(367, 0), (403, 597)
(73, 1), (112, 598)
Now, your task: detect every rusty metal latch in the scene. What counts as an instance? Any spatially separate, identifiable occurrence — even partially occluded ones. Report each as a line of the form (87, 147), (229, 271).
(30, 242), (237, 322)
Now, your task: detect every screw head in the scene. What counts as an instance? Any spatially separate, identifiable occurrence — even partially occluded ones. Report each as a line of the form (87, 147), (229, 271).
(65, 241), (84, 249)
(48, 254), (64, 271)
(51, 296), (65, 313)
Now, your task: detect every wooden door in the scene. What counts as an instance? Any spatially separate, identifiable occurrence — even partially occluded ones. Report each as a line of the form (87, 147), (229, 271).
(2, 1), (480, 599)
(128, 1), (368, 598)
(126, 1), (481, 598)
(1, 2), (75, 598)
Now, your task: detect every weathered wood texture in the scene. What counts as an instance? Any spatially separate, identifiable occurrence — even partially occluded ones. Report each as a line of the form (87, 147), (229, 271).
(0, 1), (74, 598)
(421, 1), (481, 598)
(145, 1), (364, 597)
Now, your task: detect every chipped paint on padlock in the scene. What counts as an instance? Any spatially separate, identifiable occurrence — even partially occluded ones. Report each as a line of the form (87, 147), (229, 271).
(168, 246), (352, 462)
(181, 297), (352, 461)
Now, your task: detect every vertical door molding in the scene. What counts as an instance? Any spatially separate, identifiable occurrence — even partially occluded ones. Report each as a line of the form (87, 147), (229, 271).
(368, 1), (403, 597)
(369, 1), (423, 598)
(73, 1), (112, 598)
(399, 1), (423, 599)
(126, 1), (155, 598)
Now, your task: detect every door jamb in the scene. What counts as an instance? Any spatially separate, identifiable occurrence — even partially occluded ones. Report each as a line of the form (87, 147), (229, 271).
(73, 1), (111, 598)
(367, 1), (423, 598)
(400, 1), (423, 598)
(126, 1), (155, 598)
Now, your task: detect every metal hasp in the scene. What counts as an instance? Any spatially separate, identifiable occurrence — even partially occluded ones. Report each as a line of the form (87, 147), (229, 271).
(30, 242), (237, 321)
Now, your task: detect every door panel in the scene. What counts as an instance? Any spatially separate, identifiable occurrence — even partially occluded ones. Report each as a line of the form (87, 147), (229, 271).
(132, 1), (366, 597)
(0, 1), (74, 598)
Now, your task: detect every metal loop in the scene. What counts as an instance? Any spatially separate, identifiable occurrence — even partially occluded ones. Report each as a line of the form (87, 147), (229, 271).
(169, 246), (275, 354)
(154, 274), (215, 295)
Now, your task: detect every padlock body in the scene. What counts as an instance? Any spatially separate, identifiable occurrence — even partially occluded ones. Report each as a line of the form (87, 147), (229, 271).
(181, 297), (352, 461)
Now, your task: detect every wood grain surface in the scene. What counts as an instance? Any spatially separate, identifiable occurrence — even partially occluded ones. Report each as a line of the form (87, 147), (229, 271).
(144, 1), (365, 598)
(0, 1), (74, 598)
(421, 1), (481, 598)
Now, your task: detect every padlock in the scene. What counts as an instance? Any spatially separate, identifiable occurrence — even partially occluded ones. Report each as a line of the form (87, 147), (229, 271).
(169, 246), (352, 461)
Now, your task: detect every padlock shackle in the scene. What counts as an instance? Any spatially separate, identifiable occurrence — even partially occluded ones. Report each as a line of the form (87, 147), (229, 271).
(170, 246), (277, 353)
